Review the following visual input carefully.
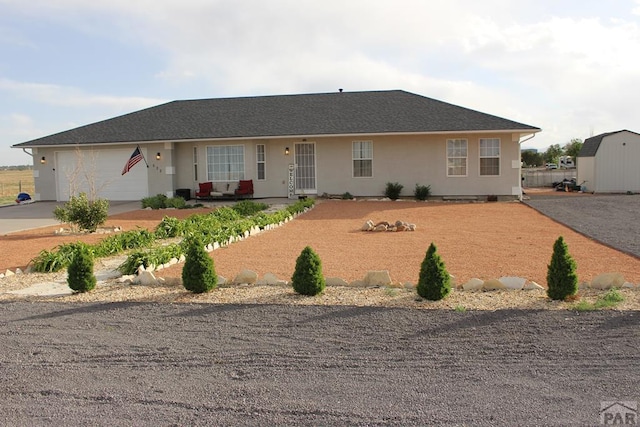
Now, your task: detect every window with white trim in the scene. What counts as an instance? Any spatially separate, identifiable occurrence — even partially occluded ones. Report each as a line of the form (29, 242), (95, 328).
(352, 141), (373, 178)
(256, 144), (266, 180)
(193, 146), (198, 181)
(447, 139), (467, 176)
(206, 145), (245, 181)
(479, 138), (500, 176)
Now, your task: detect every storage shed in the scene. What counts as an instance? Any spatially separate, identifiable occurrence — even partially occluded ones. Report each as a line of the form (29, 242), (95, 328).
(577, 130), (640, 193)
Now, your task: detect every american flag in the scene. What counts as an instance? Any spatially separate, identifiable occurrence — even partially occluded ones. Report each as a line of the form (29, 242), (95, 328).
(122, 146), (144, 175)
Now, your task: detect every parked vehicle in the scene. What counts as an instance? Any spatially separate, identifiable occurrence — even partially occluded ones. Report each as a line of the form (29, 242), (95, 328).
(559, 156), (575, 169)
(545, 163), (558, 169)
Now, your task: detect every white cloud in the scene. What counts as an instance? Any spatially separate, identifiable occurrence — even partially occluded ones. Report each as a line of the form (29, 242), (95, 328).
(0, 78), (166, 111)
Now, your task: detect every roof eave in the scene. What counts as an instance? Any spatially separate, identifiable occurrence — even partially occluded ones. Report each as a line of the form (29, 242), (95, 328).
(12, 128), (542, 149)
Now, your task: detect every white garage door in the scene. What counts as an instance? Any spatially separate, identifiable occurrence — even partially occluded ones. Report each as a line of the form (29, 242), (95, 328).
(55, 148), (149, 201)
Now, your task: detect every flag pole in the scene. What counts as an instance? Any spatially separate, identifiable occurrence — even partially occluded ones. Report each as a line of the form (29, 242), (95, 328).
(138, 145), (149, 168)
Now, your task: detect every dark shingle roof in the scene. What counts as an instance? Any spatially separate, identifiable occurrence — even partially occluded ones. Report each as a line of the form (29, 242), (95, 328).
(579, 130), (640, 157)
(13, 90), (540, 148)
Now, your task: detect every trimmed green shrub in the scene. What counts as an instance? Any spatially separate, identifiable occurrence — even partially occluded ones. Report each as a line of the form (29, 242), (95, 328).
(291, 246), (325, 296)
(141, 194), (168, 209)
(67, 244), (96, 293)
(416, 243), (451, 301)
(232, 200), (269, 216)
(414, 184), (431, 201)
(341, 192), (354, 200)
(182, 237), (217, 293)
(53, 193), (109, 232)
(165, 197), (186, 209)
(546, 236), (578, 301)
(384, 182), (403, 200)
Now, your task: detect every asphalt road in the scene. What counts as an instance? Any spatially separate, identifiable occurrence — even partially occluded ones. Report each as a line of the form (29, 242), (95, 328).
(1, 302), (638, 426)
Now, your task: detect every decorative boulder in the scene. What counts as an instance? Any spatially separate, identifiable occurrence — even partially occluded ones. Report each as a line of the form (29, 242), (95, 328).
(462, 278), (484, 291)
(233, 269), (258, 285)
(134, 270), (157, 286)
(524, 281), (545, 291)
(499, 276), (527, 290)
(482, 279), (506, 291)
(363, 270), (393, 287)
(590, 273), (625, 290)
(374, 224), (387, 231)
(325, 277), (349, 287)
(361, 220), (374, 231)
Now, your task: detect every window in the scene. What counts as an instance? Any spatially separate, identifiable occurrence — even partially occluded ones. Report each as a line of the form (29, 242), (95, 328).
(447, 139), (467, 176)
(206, 145), (245, 181)
(352, 141), (373, 178)
(193, 146), (198, 182)
(256, 144), (266, 180)
(479, 138), (500, 176)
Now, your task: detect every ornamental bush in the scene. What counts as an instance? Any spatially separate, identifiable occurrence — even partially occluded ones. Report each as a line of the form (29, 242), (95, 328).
(53, 192), (109, 232)
(182, 237), (217, 293)
(291, 246), (325, 296)
(67, 244), (96, 293)
(414, 184), (431, 201)
(416, 243), (451, 301)
(384, 182), (403, 200)
(546, 236), (578, 300)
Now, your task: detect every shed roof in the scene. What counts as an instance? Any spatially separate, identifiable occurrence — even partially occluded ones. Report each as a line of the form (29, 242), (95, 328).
(579, 130), (640, 157)
(13, 90), (540, 148)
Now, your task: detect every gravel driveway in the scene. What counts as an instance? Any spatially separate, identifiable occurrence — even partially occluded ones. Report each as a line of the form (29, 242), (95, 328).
(524, 193), (640, 258)
(1, 302), (638, 426)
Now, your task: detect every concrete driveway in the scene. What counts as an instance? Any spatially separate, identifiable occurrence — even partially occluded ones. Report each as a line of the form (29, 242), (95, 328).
(0, 201), (141, 235)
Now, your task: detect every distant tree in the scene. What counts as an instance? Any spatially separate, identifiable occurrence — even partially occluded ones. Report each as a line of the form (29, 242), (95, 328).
(544, 144), (563, 164)
(521, 150), (544, 167)
(563, 138), (583, 165)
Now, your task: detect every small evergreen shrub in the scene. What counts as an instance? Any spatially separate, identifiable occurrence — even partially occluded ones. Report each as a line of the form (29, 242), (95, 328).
(414, 184), (431, 201)
(53, 193), (109, 232)
(416, 243), (451, 301)
(291, 246), (325, 296)
(182, 237), (217, 293)
(341, 192), (354, 200)
(384, 182), (404, 200)
(67, 244), (96, 293)
(546, 236), (578, 300)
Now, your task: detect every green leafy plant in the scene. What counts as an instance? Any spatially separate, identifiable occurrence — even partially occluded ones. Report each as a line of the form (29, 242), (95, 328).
(416, 243), (451, 301)
(182, 237), (217, 293)
(291, 246), (325, 296)
(546, 236), (578, 301)
(414, 184), (431, 201)
(53, 193), (109, 232)
(232, 200), (269, 216)
(384, 182), (404, 200)
(141, 194), (168, 209)
(572, 288), (625, 311)
(341, 192), (354, 200)
(165, 196), (186, 209)
(454, 305), (467, 312)
(67, 244), (96, 293)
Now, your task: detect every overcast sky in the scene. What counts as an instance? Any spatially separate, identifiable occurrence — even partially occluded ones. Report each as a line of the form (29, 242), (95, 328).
(1, 0), (639, 165)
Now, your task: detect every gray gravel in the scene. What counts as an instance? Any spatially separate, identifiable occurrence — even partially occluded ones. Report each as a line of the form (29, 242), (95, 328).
(1, 302), (638, 426)
(524, 193), (640, 258)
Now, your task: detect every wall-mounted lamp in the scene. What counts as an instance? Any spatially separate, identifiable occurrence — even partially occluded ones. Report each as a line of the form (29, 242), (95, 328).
(40, 156), (46, 164)
(156, 152), (161, 160)
(284, 147), (290, 155)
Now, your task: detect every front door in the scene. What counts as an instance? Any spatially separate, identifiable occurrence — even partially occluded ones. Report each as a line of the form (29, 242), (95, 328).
(294, 142), (317, 194)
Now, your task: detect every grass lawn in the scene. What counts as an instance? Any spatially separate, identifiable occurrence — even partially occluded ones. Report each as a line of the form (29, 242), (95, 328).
(0, 169), (34, 205)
